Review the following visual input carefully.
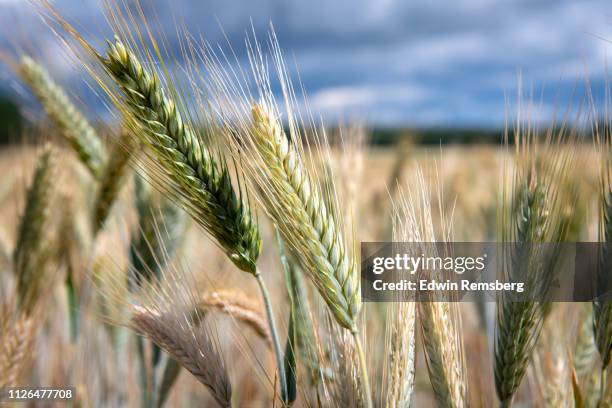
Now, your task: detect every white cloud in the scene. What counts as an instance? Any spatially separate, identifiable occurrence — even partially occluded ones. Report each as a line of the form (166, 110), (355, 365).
(309, 83), (431, 123)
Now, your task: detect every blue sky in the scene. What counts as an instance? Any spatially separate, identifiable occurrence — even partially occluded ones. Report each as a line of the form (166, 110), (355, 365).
(1, 0), (611, 127)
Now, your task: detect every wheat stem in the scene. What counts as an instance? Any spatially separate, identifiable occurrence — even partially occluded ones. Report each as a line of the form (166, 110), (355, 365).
(154, 356), (182, 408)
(419, 300), (467, 407)
(249, 102), (360, 331)
(254, 269), (287, 403)
(0, 315), (34, 388)
(352, 331), (373, 408)
(102, 39), (261, 273)
(247, 101), (369, 403)
(199, 290), (271, 346)
(131, 306), (231, 407)
(13, 145), (55, 315)
(601, 367), (608, 406)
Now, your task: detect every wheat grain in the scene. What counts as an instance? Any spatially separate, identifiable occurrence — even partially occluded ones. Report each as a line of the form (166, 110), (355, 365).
(0, 314), (34, 389)
(131, 306), (231, 407)
(326, 322), (365, 407)
(495, 120), (576, 407)
(203, 29), (370, 402)
(126, 173), (186, 406)
(101, 39), (261, 274)
(249, 101), (371, 403)
(532, 306), (572, 407)
(129, 173), (185, 287)
(13, 145), (55, 315)
(419, 302), (467, 407)
(594, 122), (612, 406)
(100, 37), (297, 399)
(250, 102), (360, 332)
(19, 56), (106, 178)
(384, 189), (419, 408)
(595, 159), (612, 369)
(392, 173), (466, 407)
(95, 242), (232, 407)
(495, 180), (546, 406)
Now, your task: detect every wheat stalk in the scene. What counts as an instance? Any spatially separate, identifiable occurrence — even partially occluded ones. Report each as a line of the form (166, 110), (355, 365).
(153, 357), (182, 408)
(532, 306), (572, 407)
(0, 314), (35, 389)
(92, 132), (137, 233)
(18, 56), (107, 178)
(131, 305), (232, 407)
(13, 145), (55, 315)
(277, 233), (327, 388)
(495, 120), (576, 407)
(101, 39), (261, 274)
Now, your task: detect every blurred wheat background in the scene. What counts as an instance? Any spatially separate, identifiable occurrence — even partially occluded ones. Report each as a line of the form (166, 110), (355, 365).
(0, 1), (611, 407)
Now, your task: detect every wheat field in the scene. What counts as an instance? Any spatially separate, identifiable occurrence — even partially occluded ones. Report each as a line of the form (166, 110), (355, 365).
(0, 1), (611, 407)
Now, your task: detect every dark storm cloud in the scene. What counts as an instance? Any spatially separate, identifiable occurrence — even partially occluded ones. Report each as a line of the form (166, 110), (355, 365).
(1, 0), (610, 126)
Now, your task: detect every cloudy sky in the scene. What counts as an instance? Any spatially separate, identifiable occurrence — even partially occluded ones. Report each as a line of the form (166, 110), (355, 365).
(1, 0), (611, 127)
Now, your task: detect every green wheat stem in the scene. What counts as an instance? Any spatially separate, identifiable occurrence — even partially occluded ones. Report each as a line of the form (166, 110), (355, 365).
(254, 269), (288, 402)
(247, 102), (370, 404)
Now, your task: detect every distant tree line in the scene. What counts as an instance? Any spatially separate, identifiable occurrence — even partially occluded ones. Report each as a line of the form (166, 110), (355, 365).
(0, 97), (22, 145)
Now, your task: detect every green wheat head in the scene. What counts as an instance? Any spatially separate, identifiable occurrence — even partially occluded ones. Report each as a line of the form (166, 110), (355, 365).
(19, 56), (107, 178)
(250, 102), (360, 331)
(13, 145), (56, 314)
(101, 39), (261, 273)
